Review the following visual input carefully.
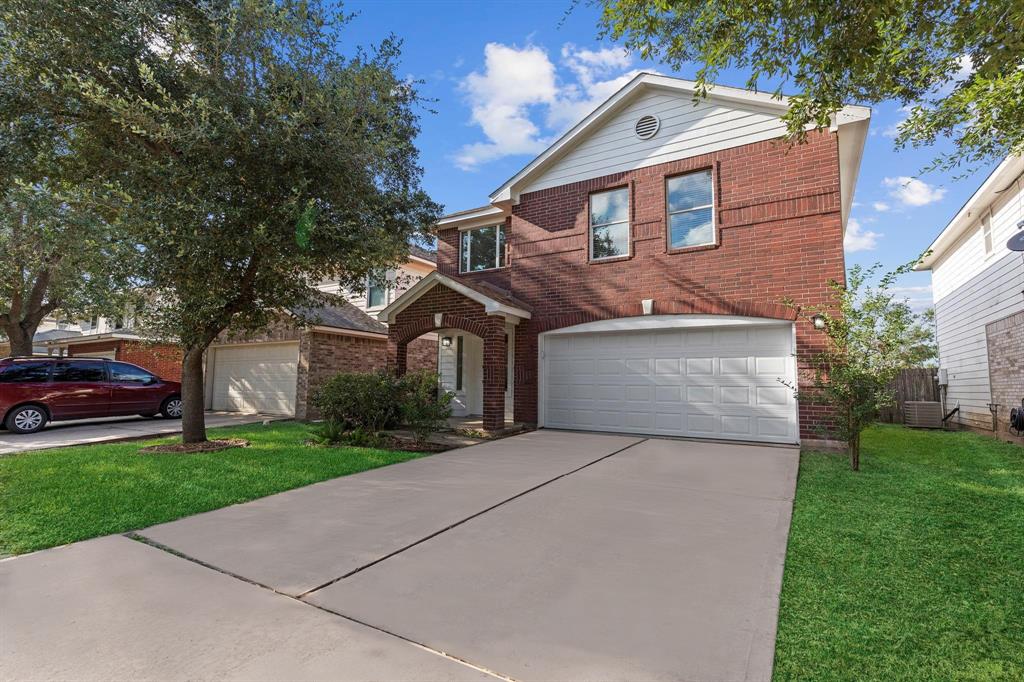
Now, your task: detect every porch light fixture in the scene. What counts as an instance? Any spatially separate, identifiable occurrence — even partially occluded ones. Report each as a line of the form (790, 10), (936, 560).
(811, 314), (827, 330)
(441, 336), (453, 348)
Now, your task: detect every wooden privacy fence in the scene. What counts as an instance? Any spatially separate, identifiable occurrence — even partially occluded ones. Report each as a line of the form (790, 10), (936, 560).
(878, 368), (941, 424)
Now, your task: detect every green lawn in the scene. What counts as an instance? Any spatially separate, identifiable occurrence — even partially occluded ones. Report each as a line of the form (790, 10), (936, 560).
(774, 425), (1024, 681)
(0, 421), (425, 556)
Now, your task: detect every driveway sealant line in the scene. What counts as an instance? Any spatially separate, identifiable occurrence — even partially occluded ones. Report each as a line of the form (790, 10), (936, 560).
(123, 533), (518, 681)
(295, 437), (651, 599)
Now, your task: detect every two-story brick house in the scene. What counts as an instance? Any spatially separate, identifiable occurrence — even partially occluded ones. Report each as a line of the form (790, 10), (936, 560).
(380, 74), (870, 446)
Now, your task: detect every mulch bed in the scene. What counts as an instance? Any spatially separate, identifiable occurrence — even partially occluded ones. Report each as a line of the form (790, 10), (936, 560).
(140, 438), (250, 454)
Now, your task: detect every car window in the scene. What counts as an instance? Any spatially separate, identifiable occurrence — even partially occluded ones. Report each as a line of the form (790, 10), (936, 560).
(109, 362), (156, 384)
(0, 362), (52, 383)
(52, 361), (107, 383)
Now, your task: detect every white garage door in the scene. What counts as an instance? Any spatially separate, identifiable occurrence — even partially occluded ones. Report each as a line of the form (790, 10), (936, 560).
(541, 323), (798, 444)
(210, 343), (299, 415)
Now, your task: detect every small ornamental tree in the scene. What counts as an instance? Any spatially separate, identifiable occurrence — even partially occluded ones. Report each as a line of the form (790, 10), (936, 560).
(784, 260), (925, 471)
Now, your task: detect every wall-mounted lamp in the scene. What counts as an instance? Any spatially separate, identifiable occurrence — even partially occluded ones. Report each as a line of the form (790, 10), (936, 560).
(441, 336), (453, 348)
(811, 314), (827, 330)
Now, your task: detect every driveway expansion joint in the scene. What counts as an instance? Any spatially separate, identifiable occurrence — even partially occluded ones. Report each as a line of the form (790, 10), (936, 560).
(295, 437), (649, 599)
(125, 531), (516, 681)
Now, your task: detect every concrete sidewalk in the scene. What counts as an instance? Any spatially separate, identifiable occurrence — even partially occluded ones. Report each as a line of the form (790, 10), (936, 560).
(0, 412), (277, 455)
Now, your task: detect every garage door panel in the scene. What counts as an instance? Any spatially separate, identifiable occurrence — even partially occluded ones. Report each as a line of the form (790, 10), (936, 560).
(542, 324), (797, 444)
(211, 343), (298, 416)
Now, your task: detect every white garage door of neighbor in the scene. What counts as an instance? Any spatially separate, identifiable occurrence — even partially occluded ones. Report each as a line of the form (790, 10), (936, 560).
(542, 324), (798, 444)
(211, 343), (299, 415)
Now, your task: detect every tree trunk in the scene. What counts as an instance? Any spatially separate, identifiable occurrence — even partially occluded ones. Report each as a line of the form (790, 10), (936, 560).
(3, 322), (35, 357)
(849, 432), (861, 472)
(180, 346), (208, 443)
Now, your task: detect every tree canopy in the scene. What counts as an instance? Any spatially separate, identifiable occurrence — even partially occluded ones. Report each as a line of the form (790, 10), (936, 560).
(3, 0), (441, 440)
(596, 0), (1024, 172)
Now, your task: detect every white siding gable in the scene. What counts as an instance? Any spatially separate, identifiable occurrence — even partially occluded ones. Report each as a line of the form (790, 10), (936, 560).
(521, 89), (788, 195)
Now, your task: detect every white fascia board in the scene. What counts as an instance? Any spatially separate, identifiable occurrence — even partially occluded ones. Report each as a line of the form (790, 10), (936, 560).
(916, 154), (1024, 270)
(310, 325), (387, 339)
(540, 314), (792, 337)
(44, 332), (142, 347)
(837, 115), (871, 229)
(436, 205), (507, 230)
(377, 271), (531, 324)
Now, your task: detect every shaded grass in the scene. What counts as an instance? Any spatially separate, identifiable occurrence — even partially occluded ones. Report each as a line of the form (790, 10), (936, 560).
(774, 425), (1024, 680)
(0, 421), (425, 555)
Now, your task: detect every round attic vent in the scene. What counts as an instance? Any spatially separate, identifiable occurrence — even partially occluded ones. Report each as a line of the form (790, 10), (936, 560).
(634, 114), (660, 140)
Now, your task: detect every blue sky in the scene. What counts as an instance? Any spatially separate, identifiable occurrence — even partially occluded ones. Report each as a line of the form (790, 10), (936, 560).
(346, 0), (997, 310)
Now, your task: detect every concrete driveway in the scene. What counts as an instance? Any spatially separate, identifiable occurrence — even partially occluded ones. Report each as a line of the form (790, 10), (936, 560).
(0, 412), (275, 455)
(1, 431), (799, 681)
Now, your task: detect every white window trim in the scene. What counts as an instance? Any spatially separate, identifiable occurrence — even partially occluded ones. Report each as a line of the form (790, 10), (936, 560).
(666, 169), (716, 250)
(459, 223), (506, 273)
(589, 187), (631, 262)
(365, 270), (391, 311)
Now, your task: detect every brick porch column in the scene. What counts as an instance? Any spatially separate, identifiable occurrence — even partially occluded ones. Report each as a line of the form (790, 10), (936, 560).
(386, 334), (407, 376)
(481, 322), (507, 432)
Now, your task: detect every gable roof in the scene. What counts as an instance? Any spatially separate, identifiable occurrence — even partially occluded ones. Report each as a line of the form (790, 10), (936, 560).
(488, 73), (870, 228)
(291, 295), (388, 336)
(408, 243), (437, 265)
(377, 271), (532, 324)
(915, 154), (1024, 270)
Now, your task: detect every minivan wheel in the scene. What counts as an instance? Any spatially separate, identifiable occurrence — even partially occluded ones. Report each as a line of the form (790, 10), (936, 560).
(161, 397), (183, 419)
(6, 405), (48, 434)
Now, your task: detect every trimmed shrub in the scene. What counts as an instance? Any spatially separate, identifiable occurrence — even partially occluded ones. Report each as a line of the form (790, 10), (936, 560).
(312, 370), (452, 444)
(312, 370), (401, 434)
(399, 370), (453, 443)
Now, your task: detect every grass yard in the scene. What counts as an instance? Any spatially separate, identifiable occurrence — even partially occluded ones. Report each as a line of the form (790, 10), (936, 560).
(774, 425), (1024, 681)
(0, 421), (425, 556)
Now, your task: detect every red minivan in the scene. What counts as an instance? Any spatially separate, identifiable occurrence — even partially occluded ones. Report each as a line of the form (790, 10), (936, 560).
(0, 357), (182, 434)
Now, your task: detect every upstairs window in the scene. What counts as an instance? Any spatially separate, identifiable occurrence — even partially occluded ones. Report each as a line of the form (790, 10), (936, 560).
(590, 187), (630, 260)
(667, 169), (714, 249)
(367, 271), (389, 308)
(460, 224), (506, 272)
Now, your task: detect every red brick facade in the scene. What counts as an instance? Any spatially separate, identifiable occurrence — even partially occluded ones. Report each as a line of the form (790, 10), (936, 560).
(68, 340), (183, 381)
(394, 130), (846, 437)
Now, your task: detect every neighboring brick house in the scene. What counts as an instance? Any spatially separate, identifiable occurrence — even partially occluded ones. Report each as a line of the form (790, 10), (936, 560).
(201, 249), (438, 419)
(44, 333), (184, 381)
(916, 155), (1024, 442)
(380, 73), (871, 445)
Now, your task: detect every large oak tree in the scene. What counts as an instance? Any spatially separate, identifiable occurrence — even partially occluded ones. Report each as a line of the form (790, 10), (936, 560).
(5, 0), (441, 441)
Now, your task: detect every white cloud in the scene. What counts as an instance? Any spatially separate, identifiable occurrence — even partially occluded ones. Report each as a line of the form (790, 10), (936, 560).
(844, 218), (882, 252)
(891, 285), (934, 312)
(454, 42), (644, 170)
(883, 176), (947, 207)
(454, 43), (558, 170)
(872, 201), (891, 212)
(882, 104), (915, 138)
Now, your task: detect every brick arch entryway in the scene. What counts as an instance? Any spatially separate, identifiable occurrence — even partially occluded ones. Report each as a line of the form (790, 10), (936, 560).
(384, 279), (531, 431)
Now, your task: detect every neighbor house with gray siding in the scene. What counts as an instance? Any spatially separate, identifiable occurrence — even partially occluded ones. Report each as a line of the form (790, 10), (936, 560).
(917, 155), (1024, 437)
